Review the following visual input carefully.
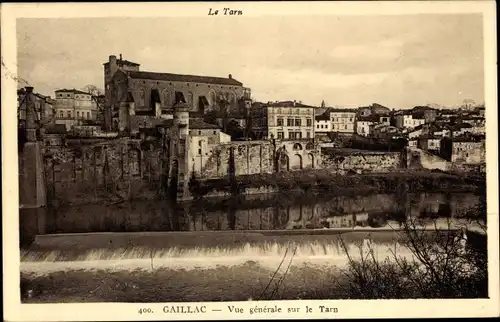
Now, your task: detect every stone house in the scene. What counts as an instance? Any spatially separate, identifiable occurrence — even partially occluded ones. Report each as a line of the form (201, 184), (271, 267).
(329, 108), (357, 134)
(440, 134), (486, 164)
(252, 100), (315, 141)
(54, 88), (98, 130)
(18, 87), (56, 126)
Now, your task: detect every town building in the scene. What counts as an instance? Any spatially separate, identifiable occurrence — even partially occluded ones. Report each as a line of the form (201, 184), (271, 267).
(314, 110), (332, 134)
(417, 135), (441, 154)
(451, 123), (474, 137)
(329, 108), (356, 134)
(411, 106), (438, 123)
(379, 115), (391, 126)
(251, 100), (315, 140)
(440, 134), (486, 164)
(54, 88), (98, 130)
(17, 87), (56, 126)
(356, 116), (376, 136)
(394, 111), (425, 130)
(371, 124), (400, 139)
(189, 118), (231, 175)
(103, 54), (252, 132)
(357, 103), (391, 118)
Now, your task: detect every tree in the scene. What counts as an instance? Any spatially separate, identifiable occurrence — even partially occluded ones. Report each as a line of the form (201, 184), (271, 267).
(216, 93), (231, 133)
(83, 84), (105, 124)
(83, 84), (103, 97)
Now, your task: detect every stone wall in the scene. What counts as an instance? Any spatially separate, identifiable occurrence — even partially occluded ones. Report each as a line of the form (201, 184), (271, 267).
(43, 138), (167, 206)
(407, 147), (451, 171)
(321, 150), (403, 173)
(200, 141), (274, 179)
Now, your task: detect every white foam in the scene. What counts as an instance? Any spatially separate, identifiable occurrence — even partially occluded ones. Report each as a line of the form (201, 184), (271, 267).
(21, 241), (418, 276)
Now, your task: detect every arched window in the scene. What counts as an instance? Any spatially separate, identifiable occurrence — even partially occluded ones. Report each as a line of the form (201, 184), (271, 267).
(293, 143), (303, 150)
(138, 89), (146, 107)
(162, 90), (170, 107)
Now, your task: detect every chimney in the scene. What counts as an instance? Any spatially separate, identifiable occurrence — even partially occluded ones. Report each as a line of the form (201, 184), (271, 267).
(228, 74), (232, 79)
(119, 53), (123, 61)
(293, 100), (296, 107)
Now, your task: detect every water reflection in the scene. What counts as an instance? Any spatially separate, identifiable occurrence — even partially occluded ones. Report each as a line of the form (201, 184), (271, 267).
(20, 192), (481, 236)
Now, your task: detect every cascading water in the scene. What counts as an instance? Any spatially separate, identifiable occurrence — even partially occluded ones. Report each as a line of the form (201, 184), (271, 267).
(21, 235), (417, 276)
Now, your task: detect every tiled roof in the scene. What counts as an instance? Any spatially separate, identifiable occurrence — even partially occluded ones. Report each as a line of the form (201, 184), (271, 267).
(44, 124), (67, 135)
(452, 123), (473, 130)
(127, 71), (243, 86)
(357, 115), (379, 122)
(266, 101), (314, 108)
(328, 107), (357, 113)
(55, 88), (92, 95)
(453, 134), (485, 142)
(314, 107), (328, 116)
(315, 112), (330, 121)
(189, 118), (220, 130)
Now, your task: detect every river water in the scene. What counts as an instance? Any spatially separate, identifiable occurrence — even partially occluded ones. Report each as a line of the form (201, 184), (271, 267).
(21, 191), (482, 234)
(19, 191), (487, 301)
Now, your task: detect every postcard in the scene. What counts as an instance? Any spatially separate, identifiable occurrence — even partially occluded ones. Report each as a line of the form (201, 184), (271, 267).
(2, 1), (499, 320)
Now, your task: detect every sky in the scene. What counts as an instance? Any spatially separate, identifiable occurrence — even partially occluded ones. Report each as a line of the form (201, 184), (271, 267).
(17, 14), (484, 109)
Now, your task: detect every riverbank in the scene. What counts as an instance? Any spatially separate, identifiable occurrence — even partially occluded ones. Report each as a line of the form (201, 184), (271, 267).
(21, 263), (347, 303)
(189, 169), (485, 199)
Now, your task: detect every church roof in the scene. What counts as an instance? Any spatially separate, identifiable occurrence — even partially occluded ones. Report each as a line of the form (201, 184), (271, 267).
(127, 71), (243, 86)
(189, 118), (220, 130)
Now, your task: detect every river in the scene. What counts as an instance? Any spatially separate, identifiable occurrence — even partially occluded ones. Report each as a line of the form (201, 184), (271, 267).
(19, 191), (486, 301)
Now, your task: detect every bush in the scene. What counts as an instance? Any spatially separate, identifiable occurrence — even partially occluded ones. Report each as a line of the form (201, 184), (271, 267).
(335, 217), (488, 299)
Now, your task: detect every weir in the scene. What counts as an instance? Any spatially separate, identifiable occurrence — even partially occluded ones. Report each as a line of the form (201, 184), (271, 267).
(21, 229), (464, 276)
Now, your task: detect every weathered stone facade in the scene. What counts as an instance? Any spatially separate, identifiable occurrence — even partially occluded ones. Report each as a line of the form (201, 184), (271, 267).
(43, 138), (167, 206)
(321, 150), (403, 174)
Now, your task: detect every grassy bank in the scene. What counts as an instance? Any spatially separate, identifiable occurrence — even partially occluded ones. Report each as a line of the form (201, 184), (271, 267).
(190, 169), (485, 198)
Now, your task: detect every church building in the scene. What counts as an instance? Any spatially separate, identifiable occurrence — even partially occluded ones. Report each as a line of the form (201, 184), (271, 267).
(102, 54), (252, 131)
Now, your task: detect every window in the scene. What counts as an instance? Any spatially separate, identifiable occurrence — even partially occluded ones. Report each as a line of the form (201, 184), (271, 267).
(306, 118), (312, 127)
(295, 119), (301, 126)
(77, 111), (80, 118)
(138, 89), (146, 107)
(296, 131), (302, 139)
(67, 111), (71, 118)
(277, 118), (284, 126)
(289, 132), (295, 139)
(213, 131), (217, 135)
(287, 118), (294, 126)
(277, 132), (284, 139)
(306, 132), (311, 139)
(198, 131), (201, 135)
(188, 92), (194, 108)
(198, 141), (202, 147)
(316, 124), (320, 129)
(87, 112), (90, 119)
(198, 149), (202, 155)
(59, 111), (63, 118)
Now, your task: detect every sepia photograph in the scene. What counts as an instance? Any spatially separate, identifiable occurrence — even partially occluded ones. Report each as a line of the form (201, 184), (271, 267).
(2, 1), (499, 320)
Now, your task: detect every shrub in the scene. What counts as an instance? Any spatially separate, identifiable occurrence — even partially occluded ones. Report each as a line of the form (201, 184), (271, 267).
(334, 217), (488, 299)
